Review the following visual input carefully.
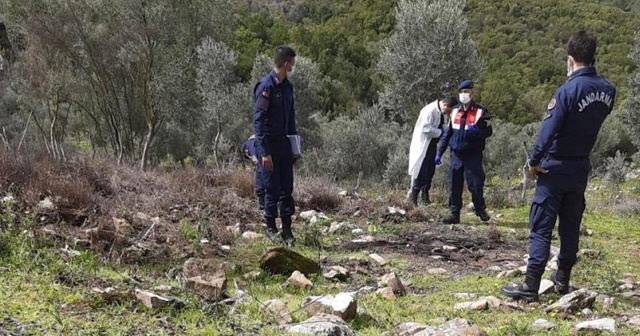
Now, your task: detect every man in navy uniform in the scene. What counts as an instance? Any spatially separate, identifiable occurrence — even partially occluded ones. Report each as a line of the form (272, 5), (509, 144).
(253, 46), (298, 246)
(241, 135), (265, 211)
(436, 80), (493, 224)
(502, 31), (616, 302)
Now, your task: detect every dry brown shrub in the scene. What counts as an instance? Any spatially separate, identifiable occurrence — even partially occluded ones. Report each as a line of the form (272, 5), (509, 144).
(295, 176), (343, 212)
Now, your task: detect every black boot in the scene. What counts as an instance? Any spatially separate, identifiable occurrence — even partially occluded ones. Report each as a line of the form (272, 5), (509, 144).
(264, 217), (280, 242)
(420, 188), (432, 205)
(476, 209), (491, 222)
(442, 212), (460, 224)
(281, 216), (295, 247)
(410, 189), (419, 206)
(501, 274), (540, 302)
(551, 268), (571, 294)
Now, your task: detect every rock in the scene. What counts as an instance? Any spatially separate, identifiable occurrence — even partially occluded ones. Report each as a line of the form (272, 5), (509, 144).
(497, 269), (522, 279)
(578, 249), (601, 259)
(621, 291), (640, 301)
(113, 218), (134, 236)
(301, 293), (357, 321)
(184, 273), (227, 300)
(134, 289), (173, 309)
(37, 197), (57, 211)
(323, 266), (350, 281)
(182, 258), (219, 279)
(378, 272), (407, 296)
(467, 202), (475, 211)
(244, 271), (262, 280)
(368, 253), (387, 266)
(518, 265), (528, 273)
(200, 239), (210, 244)
(220, 245), (231, 251)
(596, 294), (615, 307)
(331, 293), (358, 321)
(531, 319), (555, 331)
(487, 266), (502, 273)
(328, 222), (353, 234)
(454, 293), (477, 300)
(390, 322), (430, 336)
(388, 206), (406, 215)
(427, 268), (447, 275)
(454, 300), (488, 311)
(358, 286), (376, 293)
(260, 247), (320, 276)
(581, 308), (593, 317)
(545, 289), (597, 314)
(351, 236), (375, 243)
(424, 318), (487, 336)
(538, 279), (555, 294)
(574, 318), (616, 333)
(351, 228), (363, 235)
(284, 313), (355, 336)
(242, 231), (264, 240)
(310, 216), (318, 224)
(377, 287), (396, 300)
(479, 296), (502, 308)
(153, 285), (172, 292)
(338, 190), (348, 196)
(550, 246), (561, 256)
(628, 316), (640, 328)
(300, 210), (318, 220)
(261, 299), (292, 325)
(288, 270), (313, 289)
(442, 245), (457, 251)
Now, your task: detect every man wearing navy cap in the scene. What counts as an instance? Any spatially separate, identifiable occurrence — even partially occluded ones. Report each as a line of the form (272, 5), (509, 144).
(501, 31), (616, 302)
(241, 134), (265, 211)
(436, 80), (493, 224)
(253, 46), (298, 246)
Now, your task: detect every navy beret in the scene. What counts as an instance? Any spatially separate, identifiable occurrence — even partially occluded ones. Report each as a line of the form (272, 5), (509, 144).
(457, 80), (473, 91)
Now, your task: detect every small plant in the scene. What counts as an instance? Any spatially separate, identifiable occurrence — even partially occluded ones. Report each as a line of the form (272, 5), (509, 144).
(179, 219), (198, 241)
(604, 150), (628, 185)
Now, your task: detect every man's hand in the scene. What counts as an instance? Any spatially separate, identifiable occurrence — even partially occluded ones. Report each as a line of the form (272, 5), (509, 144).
(262, 155), (273, 171)
(435, 155), (442, 166)
(529, 164), (549, 180)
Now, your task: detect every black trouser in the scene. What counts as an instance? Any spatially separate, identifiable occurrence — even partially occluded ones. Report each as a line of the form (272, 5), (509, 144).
(411, 139), (438, 201)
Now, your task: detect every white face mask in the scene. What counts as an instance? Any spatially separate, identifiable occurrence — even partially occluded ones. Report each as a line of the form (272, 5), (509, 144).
(566, 57), (574, 77)
(459, 93), (471, 105)
(287, 65), (296, 78)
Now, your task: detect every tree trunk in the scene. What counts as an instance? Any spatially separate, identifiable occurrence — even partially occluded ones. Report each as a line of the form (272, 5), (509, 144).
(140, 122), (153, 171)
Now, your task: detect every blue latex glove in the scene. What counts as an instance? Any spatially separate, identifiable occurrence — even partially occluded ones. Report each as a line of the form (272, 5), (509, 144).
(435, 156), (442, 166)
(467, 124), (479, 135)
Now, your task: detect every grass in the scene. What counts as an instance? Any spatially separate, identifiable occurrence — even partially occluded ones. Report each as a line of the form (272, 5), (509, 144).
(1, 173), (640, 335)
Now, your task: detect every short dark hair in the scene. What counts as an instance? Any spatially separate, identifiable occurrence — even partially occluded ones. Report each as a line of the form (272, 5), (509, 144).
(567, 31), (597, 65)
(441, 96), (458, 107)
(274, 46), (296, 68)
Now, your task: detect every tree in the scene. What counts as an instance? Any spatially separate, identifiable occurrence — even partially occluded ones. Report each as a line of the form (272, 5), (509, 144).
(197, 38), (248, 168)
(623, 32), (640, 153)
(377, 0), (479, 123)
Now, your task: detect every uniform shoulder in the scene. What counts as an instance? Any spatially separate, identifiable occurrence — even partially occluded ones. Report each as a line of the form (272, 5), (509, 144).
(255, 75), (275, 95)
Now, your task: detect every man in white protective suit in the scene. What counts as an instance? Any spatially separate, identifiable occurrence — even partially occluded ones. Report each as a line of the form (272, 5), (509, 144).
(407, 97), (457, 206)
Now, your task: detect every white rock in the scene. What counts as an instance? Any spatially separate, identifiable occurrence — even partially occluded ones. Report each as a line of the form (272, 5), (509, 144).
(338, 190), (348, 196)
(200, 239), (210, 244)
(351, 235), (375, 243)
(427, 268), (447, 275)
(581, 308), (593, 317)
(454, 293), (477, 300)
(242, 231), (264, 240)
(310, 216), (318, 224)
(220, 245), (231, 251)
(38, 197), (57, 211)
(538, 279), (555, 295)
(628, 316), (640, 328)
(442, 245), (457, 251)
(288, 271), (313, 289)
(368, 253), (387, 266)
(261, 299), (292, 324)
(135, 289), (172, 309)
(284, 313), (355, 336)
(487, 266), (502, 273)
(351, 228), (363, 235)
(299, 210), (318, 220)
(387, 206), (406, 215)
(376, 287), (395, 300)
(531, 319), (555, 331)
(301, 294), (357, 321)
(454, 300), (488, 311)
(575, 318), (616, 333)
